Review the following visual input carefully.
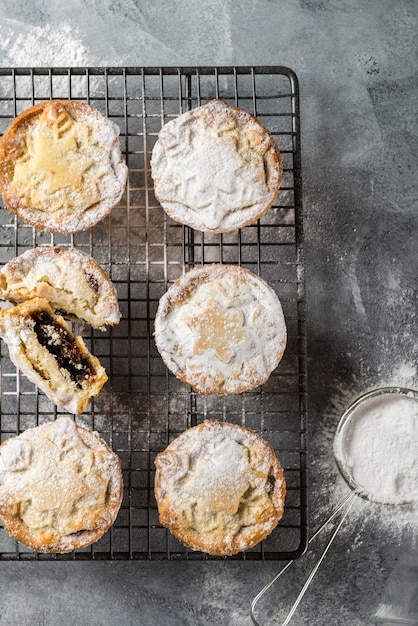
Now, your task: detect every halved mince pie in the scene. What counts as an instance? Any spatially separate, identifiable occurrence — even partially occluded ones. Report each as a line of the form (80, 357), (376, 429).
(0, 246), (121, 330)
(0, 297), (107, 414)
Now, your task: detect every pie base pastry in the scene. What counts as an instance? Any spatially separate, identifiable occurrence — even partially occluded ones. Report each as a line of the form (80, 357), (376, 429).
(0, 297), (107, 414)
(0, 100), (128, 233)
(154, 264), (287, 394)
(151, 99), (282, 233)
(154, 419), (286, 556)
(0, 417), (123, 553)
(0, 246), (121, 330)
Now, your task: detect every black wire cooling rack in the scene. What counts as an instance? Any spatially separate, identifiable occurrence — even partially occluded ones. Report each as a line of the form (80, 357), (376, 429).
(0, 66), (307, 561)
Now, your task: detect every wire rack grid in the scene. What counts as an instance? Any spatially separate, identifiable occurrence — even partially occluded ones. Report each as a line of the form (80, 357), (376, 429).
(0, 66), (307, 561)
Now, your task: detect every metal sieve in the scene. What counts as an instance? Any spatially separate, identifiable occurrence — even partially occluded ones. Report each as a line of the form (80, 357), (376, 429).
(333, 386), (418, 505)
(251, 386), (418, 626)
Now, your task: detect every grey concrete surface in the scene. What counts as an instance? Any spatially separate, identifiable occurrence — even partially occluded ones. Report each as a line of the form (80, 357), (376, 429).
(0, 1), (417, 625)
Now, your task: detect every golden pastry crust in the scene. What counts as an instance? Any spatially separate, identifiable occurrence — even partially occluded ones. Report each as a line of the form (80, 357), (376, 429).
(154, 419), (286, 556)
(0, 246), (121, 330)
(151, 99), (282, 233)
(154, 264), (287, 394)
(0, 417), (123, 553)
(0, 297), (107, 414)
(0, 100), (127, 233)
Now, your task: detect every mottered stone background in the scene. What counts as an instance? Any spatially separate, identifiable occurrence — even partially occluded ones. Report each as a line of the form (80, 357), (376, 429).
(0, 1), (417, 624)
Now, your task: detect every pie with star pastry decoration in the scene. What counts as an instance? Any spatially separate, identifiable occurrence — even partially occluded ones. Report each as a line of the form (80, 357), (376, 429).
(0, 100), (127, 233)
(0, 417), (123, 553)
(150, 99), (282, 233)
(13, 106), (96, 198)
(183, 297), (245, 363)
(154, 419), (286, 555)
(154, 264), (287, 394)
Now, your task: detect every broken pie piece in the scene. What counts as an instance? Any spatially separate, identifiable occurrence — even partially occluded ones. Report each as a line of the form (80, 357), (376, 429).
(154, 264), (287, 394)
(0, 100), (127, 233)
(0, 417), (123, 553)
(154, 419), (286, 556)
(0, 246), (121, 330)
(0, 297), (107, 414)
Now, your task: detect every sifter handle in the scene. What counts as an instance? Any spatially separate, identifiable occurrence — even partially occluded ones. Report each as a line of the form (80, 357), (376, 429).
(250, 491), (357, 626)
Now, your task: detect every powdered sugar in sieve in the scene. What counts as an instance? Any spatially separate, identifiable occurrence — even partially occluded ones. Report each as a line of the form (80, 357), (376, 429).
(334, 386), (418, 505)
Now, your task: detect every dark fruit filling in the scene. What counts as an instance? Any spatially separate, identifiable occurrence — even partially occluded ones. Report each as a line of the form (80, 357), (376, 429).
(30, 310), (94, 387)
(266, 474), (276, 495)
(85, 272), (99, 292)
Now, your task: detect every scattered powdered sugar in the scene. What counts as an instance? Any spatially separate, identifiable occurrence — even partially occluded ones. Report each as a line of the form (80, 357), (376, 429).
(0, 21), (97, 107)
(0, 22), (92, 68)
(185, 436), (250, 509)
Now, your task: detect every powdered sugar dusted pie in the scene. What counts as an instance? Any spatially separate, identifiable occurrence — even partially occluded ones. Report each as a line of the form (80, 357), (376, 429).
(0, 417), (123, 553)
(0, 100), (128, 233)
(154, 264), (287, 394)
(154, 419), (286, 556)
(0, 297), (107, 414)
(0, 246), (121, 330)
(151, 99), (282, 232)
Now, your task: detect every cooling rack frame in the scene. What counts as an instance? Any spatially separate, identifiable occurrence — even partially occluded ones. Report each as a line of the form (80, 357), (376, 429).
(0, 66), (307, 561)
